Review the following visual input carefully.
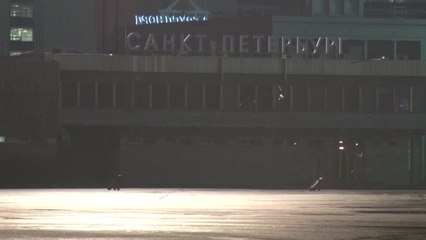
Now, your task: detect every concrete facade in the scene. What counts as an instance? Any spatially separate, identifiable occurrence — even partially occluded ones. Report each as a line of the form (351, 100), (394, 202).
(0, 56), (60, 187)
(48, 53), (426, 188)
(121, 137), (313, 188)
(0, 0), (9, 56)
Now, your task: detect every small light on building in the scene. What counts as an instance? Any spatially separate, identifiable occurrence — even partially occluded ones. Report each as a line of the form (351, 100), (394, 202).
(355, 142), (359, 147)
(338, 140), (344, 144)
(0, 136), (5, 143)
(339, 146), (345, 151)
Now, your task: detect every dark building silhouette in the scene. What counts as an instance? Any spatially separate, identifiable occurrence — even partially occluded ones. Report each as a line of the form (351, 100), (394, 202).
(0, 55), (59, 186)
(1, 0), (426, 188)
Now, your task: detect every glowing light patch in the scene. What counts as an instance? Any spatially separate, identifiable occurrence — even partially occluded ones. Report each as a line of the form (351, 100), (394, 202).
(0, 136), (4, 143)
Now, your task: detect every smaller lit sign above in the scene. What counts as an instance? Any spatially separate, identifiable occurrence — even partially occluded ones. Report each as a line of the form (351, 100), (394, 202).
(135, 14), (208, 25)
(135, 0), (209, 26)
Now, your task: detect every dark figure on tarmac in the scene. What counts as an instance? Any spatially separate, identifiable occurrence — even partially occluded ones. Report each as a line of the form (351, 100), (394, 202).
(308, 176), (325, 191)
(107, 174), (123, 191)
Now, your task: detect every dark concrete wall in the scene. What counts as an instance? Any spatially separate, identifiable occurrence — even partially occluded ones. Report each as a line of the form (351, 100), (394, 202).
(409, 132), (426, 186)
(0, 0), (9, 56)
(57, 127), (121, 187)
(0, 142), (58, 187)
(364, 136), (410, 187)
(119, 131), (416, 188)
(121, 142), (313, 188)
(0, 57), (59, 136)
(0, 56), (60, 187)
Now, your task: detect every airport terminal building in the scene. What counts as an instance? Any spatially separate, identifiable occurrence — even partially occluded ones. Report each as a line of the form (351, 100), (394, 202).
(1, 0), (426, 188)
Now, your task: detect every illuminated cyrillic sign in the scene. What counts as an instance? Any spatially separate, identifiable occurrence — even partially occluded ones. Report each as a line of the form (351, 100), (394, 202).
(135, 14), (208, 25)
(136, 0), (209, 25)
(126, 33), (343, 56)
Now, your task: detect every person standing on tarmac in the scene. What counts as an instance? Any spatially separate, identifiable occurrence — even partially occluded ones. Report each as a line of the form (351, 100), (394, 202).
(108, 173), (123, 191)
(308, 176), (326, 191)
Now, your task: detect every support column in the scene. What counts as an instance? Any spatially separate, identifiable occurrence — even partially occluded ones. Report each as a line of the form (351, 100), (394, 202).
(130, 80), (135, 109)
(148, 84), (153, 109)
(202, 84), (206, 110)
(289, 85), (294, 111)
(358, 86), (363, 113)
(272, 85), (277, 111)
(394, 41), (398, 60)
(237, 84), (241, 110)
(364, 40), (368, 60)
(58, 81), (62, 109)
(94, 82), (99, 108)
(324, 86), (328, 111)
(77, 81), (81, 108)
(184, 83), (188, 110)
(254, 85), (258, 111)
(113, 82), (117, 109)
(166, 84), (170, 110)
(307, 85), (311, 111)
(220, 84), (224, 110)
(422, 135), (426, 180)
(375, 87), (379, 111)
(410, 87), (414, 113)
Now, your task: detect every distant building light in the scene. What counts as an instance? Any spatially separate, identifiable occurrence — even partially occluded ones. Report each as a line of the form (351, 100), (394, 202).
(0, 136), (5, 143)
(10, 51), (22, 56)
(339, 146), (345, 150)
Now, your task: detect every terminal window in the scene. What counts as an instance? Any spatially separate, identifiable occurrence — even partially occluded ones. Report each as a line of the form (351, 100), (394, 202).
(257, 85), (273, 111)
(97, 82), (114, 109)
(134, 82), (150, 109)
(205, 84), (221, 110)
(187, 84), (203, 110)
(344, 86), (360, 112)
(274, 85), (290, 112)
(326, 86), (342, 112)
(377, 86), (394, 113)
(61, 81), (78, 108)
(151, 84), (168, 110)
(341, 40), (364, 60)
(169, 84), (185, 110)
(394, 87), (411, 113)
(309, 85), (326, 112)
(240, 85), (256, 111)
(367, 40), (394, 60)
(80, 82), (96, 108)
(292, 85), (308, 112)
(397, 41), (420, 60)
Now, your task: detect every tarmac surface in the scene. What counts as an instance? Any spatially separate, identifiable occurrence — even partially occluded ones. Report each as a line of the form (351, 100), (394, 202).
(0, 189), (426, 239)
